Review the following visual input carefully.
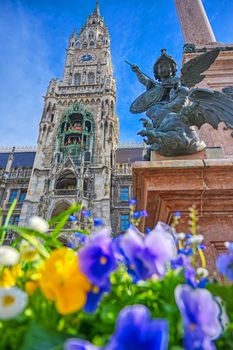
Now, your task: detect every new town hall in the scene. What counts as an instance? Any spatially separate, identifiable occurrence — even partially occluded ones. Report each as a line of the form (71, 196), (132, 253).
(0, 2), (144, 236)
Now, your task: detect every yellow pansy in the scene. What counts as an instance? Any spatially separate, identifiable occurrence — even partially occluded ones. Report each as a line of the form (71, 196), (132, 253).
(39, 248), (91, 315)
(0, 265), (22, 288)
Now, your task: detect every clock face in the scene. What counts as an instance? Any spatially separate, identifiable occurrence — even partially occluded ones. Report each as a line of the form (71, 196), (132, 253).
(78, 53), (96, 63)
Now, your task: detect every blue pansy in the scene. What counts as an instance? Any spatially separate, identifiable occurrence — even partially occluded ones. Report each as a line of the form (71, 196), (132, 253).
(106, 305), (168, 350)
(68, 215), (77, 222)
(84, 279), (111, 313)
(65, 305), (168, 350)
(93, 218), (104, 227)
(78, 232), (116, 286)
(128, 198), (137, 206)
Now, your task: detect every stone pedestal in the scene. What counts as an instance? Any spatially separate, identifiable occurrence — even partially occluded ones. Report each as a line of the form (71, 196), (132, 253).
(133, 152), (233, 273)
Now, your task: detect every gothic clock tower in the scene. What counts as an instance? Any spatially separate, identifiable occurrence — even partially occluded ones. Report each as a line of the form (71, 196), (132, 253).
(20, 1), (119, 227)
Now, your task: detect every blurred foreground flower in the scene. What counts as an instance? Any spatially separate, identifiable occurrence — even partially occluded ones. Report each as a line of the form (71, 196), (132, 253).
(79, 232), (116, 287)
(39, 248), (91, 315)
(65, 305), (168, 350)
(175, 285), (223, 349)
(0, 287), (28, 320)
(29, 216), (49, 233)
(118, 222), (177, 281)
(0, 246), (20, 266)
(216, 241), (233, 280)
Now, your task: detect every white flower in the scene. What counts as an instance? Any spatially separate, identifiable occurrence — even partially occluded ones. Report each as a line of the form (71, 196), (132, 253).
(0, 287), (28, 319)
(188, 234), (204, 244)
(196, 267), (209, 278)
(0, 246), (20, 266)
(176, 233), (186, 240)
(29, 216), (49, 233)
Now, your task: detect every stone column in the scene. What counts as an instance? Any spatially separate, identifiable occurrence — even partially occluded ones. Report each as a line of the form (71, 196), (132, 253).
(175, 0), (216, 45)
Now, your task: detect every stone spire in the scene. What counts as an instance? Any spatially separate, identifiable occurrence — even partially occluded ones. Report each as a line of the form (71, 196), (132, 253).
(175, 0), (216, 45)
(94, 0), (100, 16)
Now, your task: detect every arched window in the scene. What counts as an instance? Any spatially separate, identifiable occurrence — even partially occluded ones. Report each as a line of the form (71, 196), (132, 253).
(88, 72), (95, 84)
(55, 171), (77, 190)
(75, 41), (80, 48)
(82, 41), (88, 49)
(51, 202), (70, 217)
(74, 73), (81, 85)
(89, 41), (95, 48)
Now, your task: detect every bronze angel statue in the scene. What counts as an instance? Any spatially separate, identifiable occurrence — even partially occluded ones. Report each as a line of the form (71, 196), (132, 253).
(127, 48), (233, 157)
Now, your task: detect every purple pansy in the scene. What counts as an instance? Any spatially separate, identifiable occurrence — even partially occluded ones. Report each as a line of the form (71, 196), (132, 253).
(118, 223), (177, 281)
(81, 209), (92, 218)
(216, 242), (233, 280)
(78, 232), (116, 286)
(65, 305), (168, 350)
(144, 222), (177, 277)
(175, 285), (223, 349)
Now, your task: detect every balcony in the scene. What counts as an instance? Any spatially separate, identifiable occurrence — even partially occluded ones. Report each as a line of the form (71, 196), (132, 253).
(114, 164), (132, 175)
(51, 189), (78, 197)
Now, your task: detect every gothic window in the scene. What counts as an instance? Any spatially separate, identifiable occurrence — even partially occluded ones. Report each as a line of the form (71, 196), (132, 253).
(50, 114), (54, 122)
(88, 72), (95, 84)
(120, 214), (130, 231)
(89, 41), (95, 48)
(120, 187), (129, 201)
(13, 216), (20, 226)
(82, 41), (88, 49)
(84, 120), (91, 132)
(19, 190), (27, 204)
(111, 101), (114, 116)
(83, 179), (88, 197)
(89, 31), (94, 40)
(46, 102), (51, 112)
(75, 41), (80, 48)
(104, 121), (108, 146)
(9, 190), (18, 203)
(109, 123), (113, 141)
(74, 73), (81, 85)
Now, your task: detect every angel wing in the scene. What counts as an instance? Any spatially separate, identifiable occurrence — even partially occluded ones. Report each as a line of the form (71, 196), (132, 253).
(180, 48), (220, 89)
(130, 84), (164, 114)
(182, 88), (233, 130)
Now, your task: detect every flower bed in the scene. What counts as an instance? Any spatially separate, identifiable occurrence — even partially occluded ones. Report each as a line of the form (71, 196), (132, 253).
(0, 200), (232, 350)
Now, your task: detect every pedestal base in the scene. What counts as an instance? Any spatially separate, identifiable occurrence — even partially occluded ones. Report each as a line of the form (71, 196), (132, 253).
(133, 155), (233, 273)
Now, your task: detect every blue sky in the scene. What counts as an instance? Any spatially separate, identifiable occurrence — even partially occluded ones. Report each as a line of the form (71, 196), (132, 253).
(0, 0), (233, 146)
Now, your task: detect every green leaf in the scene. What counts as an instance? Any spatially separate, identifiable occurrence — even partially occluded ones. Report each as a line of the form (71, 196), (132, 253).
(50, 203), (82, 238)
(20, 321), (68, 350)
(0, 199), (17, 245)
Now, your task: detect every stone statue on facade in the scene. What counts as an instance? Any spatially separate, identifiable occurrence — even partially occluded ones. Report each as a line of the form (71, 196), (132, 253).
(127, 48), (233, 157)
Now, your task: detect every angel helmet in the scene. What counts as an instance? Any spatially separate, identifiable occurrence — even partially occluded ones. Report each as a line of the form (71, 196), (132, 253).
(153, 49), (178, 81)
